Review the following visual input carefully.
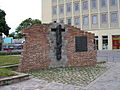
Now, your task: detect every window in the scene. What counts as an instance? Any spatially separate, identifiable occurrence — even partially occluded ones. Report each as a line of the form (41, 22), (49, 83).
(110, 0), (117, 6)
(59, 5), (64, 14)
(83, 16), (88, 25)
(92, 15), (97, 24)
(59, 0), (64, 3)
(111, 13), (118, 22)
(94, 36), (98, 50)
(102, 36), (108, 50)
(101, 14), (107, 23)
(74, 2), (80, 11)
(59, 19), (64, 24)
(74, 17), (80, 26)
(92, 0), (97, 8)
(66, 0), (71, 2)
(66, 3), (72, 13)
(112, 35), (120, 49)
(67, 18), (71, 25)
(82, 1), (88, 9)
(101, 0), (106, 7)
(52, 6), (57, 15)
(52, 0), (57, 3)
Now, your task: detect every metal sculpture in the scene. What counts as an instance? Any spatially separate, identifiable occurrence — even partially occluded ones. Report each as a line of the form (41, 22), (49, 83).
(51, 24), (65, 60)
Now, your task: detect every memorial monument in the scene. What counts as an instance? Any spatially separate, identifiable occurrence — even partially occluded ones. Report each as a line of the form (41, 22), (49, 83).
(19, 22), (97, 72)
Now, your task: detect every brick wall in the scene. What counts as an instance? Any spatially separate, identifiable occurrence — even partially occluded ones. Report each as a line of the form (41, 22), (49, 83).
(65, 26), (96, 67)
(19, 24), (96, 72)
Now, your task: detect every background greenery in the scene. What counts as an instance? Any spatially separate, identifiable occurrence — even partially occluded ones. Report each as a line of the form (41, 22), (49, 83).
(0, 51), (21, 55)
(0, 9), (10, 51)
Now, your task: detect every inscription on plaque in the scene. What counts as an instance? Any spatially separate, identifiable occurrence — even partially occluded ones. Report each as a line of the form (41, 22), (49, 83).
(75, 36), (87, 52)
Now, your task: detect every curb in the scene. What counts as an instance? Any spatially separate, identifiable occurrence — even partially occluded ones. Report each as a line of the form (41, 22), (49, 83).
(0, 72), (30, 86)
(0, 64), (19, 69)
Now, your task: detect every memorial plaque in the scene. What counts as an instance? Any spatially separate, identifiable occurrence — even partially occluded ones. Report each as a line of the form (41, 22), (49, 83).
(75, 36), (87, 52)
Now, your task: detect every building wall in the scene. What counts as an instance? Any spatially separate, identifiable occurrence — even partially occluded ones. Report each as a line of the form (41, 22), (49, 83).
(90, 29), (120, 50)
(42, 0), (120, 50)
(42, 0), (52, 23)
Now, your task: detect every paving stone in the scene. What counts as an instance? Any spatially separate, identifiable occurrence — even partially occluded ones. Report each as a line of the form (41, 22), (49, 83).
(85, 63), (120, 90)
(0, 62), (120, 90)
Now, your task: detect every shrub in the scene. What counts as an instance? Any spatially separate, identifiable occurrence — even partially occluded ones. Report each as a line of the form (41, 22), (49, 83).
(0, 51), (21, 55)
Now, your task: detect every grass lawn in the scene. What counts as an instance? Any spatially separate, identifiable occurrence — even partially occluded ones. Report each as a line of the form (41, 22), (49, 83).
(28, 63), (110, 87)
(0, 68), (16, 78)
(0, 56), (20, 66)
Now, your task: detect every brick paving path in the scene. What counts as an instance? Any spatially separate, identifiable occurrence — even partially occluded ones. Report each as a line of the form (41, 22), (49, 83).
(0, 62), (120, 90)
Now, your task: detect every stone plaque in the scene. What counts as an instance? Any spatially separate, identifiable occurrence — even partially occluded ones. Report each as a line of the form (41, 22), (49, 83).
(75, 36), (87, 52)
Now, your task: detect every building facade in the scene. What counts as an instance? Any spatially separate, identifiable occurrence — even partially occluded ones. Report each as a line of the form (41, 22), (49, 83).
(42, 0), (120, 50)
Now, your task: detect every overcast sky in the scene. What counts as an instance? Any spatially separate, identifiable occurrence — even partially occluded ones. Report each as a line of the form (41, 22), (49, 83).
(0, 0), (42, 33)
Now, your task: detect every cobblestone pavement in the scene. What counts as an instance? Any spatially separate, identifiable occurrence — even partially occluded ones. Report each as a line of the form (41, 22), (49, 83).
(0, 62), (120, 90)
(0, 78), (84, 90)
(85, 62), (120, 90)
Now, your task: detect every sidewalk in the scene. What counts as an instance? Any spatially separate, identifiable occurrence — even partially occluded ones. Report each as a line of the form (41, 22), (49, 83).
(0, 62), (120, 90)
(0, 78), (84, 90)
(85, 62), (120, 90)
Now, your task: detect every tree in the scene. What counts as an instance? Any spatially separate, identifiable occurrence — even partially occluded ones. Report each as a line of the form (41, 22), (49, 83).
(14, 33), (24, 39)
(0, 9), (10, 51)
(16, 18), (42, 33)
(9, 32), (26, 39)
(8, 32), (15, 38)
(15, 18), (41, 39)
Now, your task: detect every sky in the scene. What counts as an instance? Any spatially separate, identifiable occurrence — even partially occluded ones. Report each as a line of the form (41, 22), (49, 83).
(0, 0), (42, 33)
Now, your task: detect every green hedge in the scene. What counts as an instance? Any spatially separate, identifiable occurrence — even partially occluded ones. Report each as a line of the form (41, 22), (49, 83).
(0, 51), (21, 55)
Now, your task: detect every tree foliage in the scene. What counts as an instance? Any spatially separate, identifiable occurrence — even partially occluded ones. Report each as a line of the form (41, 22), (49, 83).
(8, 32), (24, 39)
(0, 9), (10, 36)
(16, 18), (41, 33)
(8, 33), (15, 38)
(0, 9), (10, 51)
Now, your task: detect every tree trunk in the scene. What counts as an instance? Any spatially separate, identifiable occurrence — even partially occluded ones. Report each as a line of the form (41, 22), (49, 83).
(0, 32), (2, 51)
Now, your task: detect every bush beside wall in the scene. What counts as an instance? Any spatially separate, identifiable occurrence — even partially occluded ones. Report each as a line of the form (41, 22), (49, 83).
(0, 51), (21, 55)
